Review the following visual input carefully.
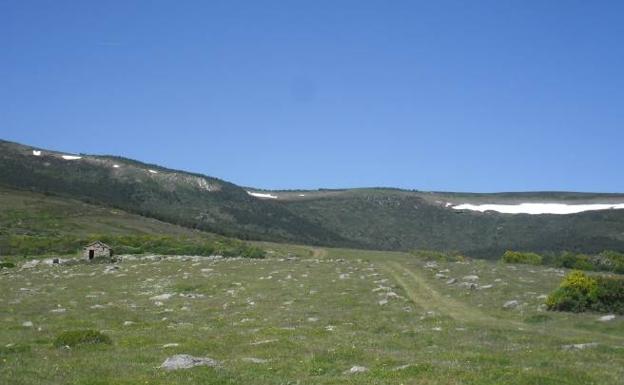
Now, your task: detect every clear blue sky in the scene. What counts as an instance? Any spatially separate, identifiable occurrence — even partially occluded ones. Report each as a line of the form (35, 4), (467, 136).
(2, 1), (623, 192)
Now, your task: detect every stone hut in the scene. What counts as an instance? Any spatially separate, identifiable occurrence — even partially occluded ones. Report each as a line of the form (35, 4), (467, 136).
(83, 241), (112, 261)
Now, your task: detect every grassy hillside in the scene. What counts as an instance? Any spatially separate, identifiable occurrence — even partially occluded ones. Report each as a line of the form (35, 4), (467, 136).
(282, 189), (624, 257)
(3, 139), (624, 258)
(0, 140), (352, 248)
(0, 186), (263, 258)
(1, 245), (622, 384)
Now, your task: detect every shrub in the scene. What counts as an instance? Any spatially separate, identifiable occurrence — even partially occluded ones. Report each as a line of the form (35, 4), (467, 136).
(501, 250), (543, 265)
(53, 330), (112, 348)
(0, 262), (16, 269)
(593, 276), (624, 314)
(547, 271), (624, 314)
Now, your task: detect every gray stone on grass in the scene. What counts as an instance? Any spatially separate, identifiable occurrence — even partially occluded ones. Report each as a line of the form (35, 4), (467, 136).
(160, 354), (220, 370)
(242, 357), (269, 364)
(598, 315), (616, 322)
(22, 260), (40, 269)
(458, 282), (477, 290)
(503, 300), (519, 309)
(345, 365), (369, 374)
(562, 343), (598, 350)
(462, 275), (479, 282)
(150, 293), (174, 301)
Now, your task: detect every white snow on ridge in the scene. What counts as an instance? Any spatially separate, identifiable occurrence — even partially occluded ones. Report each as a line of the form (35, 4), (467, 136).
(247, 191), (278, 199)
(452, 202), (624, 215)
(113, 164), (120, 168)
(61, 155), (82, 160)
(148, 169), (158, 174)
(32, 150), (41, 156)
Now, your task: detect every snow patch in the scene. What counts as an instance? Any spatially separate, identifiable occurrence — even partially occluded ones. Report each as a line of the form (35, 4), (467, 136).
(148, 169), (158, 174)
(32, 150), (41, 156)
(453, 202), (624, 215)
(298, 194), (306, 197)
(247, 191), (278, 199)
(113, 164), (120, 168)
(61, 155), (82, 160)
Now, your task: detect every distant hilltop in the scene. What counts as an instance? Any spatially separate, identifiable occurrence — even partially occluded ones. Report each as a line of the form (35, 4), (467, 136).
(2, 138), (624, 258)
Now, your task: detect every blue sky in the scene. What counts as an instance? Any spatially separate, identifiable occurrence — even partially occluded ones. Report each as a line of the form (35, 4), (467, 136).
(1, 1), (623, 192)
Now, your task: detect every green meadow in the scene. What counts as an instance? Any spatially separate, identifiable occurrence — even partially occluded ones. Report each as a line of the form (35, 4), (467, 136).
(1, 245), (622, 384)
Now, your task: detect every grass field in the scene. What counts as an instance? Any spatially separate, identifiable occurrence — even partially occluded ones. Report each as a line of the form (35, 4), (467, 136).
(1, 245), (623, 384)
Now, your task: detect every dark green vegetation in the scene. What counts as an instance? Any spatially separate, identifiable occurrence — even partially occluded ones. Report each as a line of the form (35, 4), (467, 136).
(0, 140), (350, 248)
(2, 234), (264, 259)
(502, 249), (624, 274)
(3, 139), (624, 258)
(501, 250), (543, 265)
(53, 330), (112, 348)
(0, 185), (264, 258)
(0, 262), (15, 269)
(547, 271), (624, 314)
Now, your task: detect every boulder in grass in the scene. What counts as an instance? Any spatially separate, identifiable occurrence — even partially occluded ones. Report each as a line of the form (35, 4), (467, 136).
(503, 300), (519, 309)
(562, 343), (598, 350)
(160, 354), (220, 370)
(345, 365), (369, 374)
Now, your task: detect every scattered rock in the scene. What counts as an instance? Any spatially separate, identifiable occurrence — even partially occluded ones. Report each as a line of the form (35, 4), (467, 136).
(598, 315), (616, 322)
(50, 308), (67, 313)
(123, 321), (135, 326)
(345, 365), (369, 374)
(503, 300), (519, 309)
(22, 260), (40, 269)
(462, 275), (479, 282)
(22, 321), (33, 328)
(162, 343), (179, 348)
(160, 354), (220, 370)
(150, 293), (174, 301)
(103, 265), (120, 274)
(562, 343), (598, 351)
(478, 284), (493, 290)
(435, 273), (447, 279)
(242, 357), (269, 364)
(446, 278), (456, 285)
(458, 282), (477, 290)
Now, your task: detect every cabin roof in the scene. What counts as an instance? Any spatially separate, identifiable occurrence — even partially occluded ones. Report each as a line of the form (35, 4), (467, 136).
(84, 241), (111, 249)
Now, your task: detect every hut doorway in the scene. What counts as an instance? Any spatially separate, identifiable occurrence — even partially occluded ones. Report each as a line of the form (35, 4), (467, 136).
(89, 250), (94, 260)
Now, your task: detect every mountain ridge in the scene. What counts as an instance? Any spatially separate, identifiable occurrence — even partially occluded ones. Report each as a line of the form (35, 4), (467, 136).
(2, 138), (624, 258)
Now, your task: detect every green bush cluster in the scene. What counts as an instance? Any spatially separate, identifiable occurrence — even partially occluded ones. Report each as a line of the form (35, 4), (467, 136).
(546, 271), (624, 314)
(0, 262), (16, 269)
(501, 250), (543, 265)
(0, 234), (265, 259)
(53, 330), (112, 348)
(499, 250), (624, 274)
